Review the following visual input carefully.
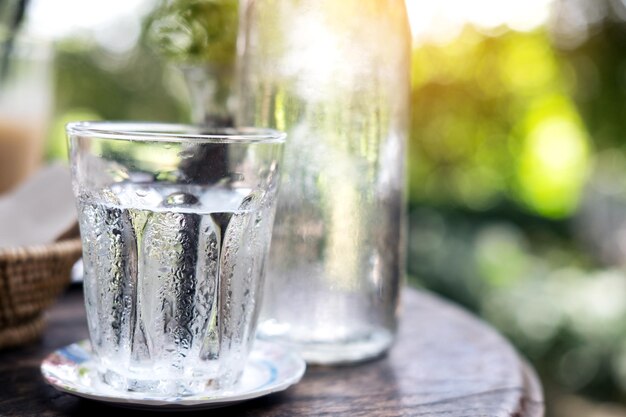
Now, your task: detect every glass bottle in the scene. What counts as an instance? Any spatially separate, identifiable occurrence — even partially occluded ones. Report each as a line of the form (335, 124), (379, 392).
(237, 0), (410, 364)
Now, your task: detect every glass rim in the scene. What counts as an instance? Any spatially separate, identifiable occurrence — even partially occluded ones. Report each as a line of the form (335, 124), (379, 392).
(66, 121), (286, 144)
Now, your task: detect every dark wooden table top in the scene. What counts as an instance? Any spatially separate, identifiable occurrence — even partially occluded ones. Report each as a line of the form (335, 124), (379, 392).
(0, 286), (544, 417)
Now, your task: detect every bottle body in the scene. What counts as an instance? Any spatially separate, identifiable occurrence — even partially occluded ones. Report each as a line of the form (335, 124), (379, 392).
(237, 0), (410, 364)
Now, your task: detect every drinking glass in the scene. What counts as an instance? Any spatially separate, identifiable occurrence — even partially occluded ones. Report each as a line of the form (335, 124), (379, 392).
(0, 36), (52, 193)
(67, 122), (284, 396)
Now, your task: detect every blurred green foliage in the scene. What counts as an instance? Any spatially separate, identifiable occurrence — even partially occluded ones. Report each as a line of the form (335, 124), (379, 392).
(146, 0), (238, 65)
(409, 28), (590, 219)
(55, 44), (187, 121)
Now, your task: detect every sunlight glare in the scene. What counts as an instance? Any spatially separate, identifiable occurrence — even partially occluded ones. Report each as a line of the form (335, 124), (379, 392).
(406, 0), (555, 44)
(25, 0), (150, 52)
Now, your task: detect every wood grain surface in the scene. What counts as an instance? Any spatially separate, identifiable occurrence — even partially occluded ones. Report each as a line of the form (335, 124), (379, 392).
(0, 286), (544, 416)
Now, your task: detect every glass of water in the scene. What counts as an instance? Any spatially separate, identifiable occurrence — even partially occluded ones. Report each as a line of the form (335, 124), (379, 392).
(67, 122), (285, 396)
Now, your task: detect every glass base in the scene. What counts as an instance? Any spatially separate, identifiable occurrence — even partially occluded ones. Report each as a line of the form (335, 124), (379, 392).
(258, 326), (395, 365)
(99, 368), (220, 396)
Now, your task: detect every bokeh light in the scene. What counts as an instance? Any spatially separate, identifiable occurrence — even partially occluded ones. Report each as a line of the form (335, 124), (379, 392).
(406, 0), (554, 45)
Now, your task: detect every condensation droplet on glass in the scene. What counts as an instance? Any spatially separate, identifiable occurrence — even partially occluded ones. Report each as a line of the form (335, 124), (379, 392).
(163, 192), (200, 207)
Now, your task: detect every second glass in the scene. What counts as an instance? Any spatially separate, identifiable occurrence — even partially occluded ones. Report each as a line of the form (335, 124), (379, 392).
(67, 122), (284, 396)
(237, 0), (411, 364)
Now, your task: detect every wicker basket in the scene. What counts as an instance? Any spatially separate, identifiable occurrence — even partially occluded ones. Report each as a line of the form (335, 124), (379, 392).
(0, 238), (82, 349)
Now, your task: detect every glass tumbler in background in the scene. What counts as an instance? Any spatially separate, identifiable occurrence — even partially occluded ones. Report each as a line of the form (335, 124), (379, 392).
(237, 0), (411, 364)
(67, 122), (284, 396)
(0, 35), (53, 194)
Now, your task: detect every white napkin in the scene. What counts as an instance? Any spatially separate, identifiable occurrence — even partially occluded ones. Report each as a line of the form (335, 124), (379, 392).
(0, 163), (77, 248)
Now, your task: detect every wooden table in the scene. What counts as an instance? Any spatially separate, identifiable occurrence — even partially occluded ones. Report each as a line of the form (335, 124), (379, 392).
(0, 287), (544, 416)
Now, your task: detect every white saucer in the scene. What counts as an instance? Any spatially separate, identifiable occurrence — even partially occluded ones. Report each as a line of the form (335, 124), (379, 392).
(41, 339), (306, 410)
